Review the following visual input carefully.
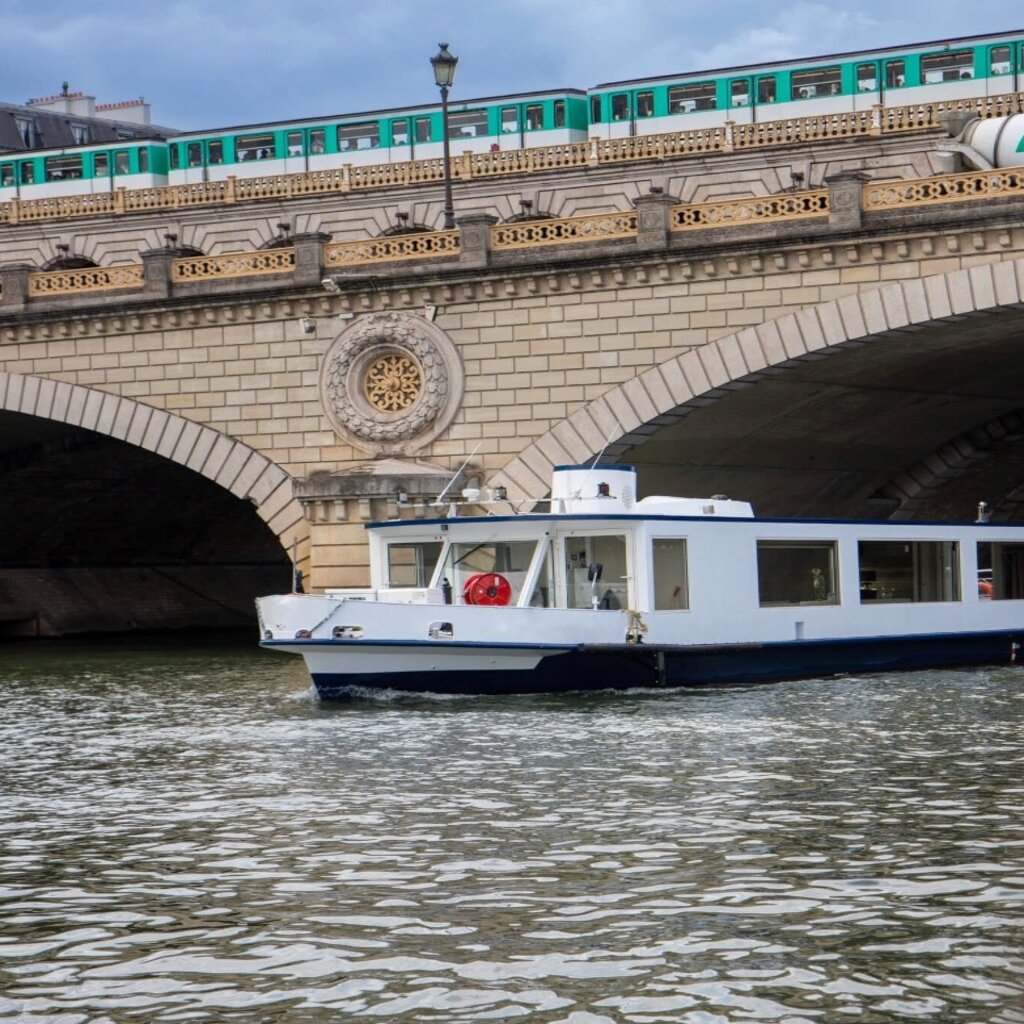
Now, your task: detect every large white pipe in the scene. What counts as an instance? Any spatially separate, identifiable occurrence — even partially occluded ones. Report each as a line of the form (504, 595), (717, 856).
(961, 114), (1024, 168)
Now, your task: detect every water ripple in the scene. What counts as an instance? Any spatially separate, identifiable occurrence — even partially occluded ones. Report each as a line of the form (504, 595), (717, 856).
(0, 643), (1022, 1021)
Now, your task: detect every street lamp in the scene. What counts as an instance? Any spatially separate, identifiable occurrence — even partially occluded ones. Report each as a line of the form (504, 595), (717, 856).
(430, 42), (458, 230)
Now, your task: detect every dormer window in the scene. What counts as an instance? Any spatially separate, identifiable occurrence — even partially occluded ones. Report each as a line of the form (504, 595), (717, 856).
(14, 117), (36, 147)
(70, 122), (90, 145)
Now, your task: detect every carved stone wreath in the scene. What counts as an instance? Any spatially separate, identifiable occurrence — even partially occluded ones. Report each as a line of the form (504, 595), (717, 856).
(320, 311), (464, 455)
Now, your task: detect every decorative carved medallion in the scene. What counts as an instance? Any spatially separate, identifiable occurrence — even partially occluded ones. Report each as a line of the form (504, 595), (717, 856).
(319, 311), (464, 455)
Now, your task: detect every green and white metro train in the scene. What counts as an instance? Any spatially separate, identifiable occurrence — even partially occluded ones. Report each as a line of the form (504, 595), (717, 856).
(2, 29), (1023, 203)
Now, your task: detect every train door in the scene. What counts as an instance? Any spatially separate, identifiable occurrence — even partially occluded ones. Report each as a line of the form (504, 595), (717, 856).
(607, 91), (634, 138)
(727, 76), (753, 124)
(499, 103), (525, 149)
(91, 150), (113, 193)
(389, 118), (412, 163)
(283, 128), (326, 173)
(854, 60), (880, 111)
(986, 44), (1015, 95)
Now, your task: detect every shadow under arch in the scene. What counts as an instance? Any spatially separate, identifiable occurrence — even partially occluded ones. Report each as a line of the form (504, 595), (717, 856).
(487, 257), (1024, 516)
(0, 372), (308, 565)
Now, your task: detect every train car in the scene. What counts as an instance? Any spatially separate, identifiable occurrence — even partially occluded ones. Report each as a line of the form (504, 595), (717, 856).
(166, 90), (589, 184)
(0, 140), (169, 201)
(587, 30), (1024, 138)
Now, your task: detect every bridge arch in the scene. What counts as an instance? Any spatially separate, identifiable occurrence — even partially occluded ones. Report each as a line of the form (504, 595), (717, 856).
(0, 372), (307, 561)
(490, 257), (1024, 516)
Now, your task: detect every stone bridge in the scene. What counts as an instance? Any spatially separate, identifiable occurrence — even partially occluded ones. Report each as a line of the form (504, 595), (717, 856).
(1, 107), (1023, 632)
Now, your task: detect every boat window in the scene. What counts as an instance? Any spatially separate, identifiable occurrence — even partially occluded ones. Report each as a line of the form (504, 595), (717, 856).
(990, 46), (1012, 76)
(386, 541), (443, 589)
(791, 67), (842, 100)
(921, 49), (974, 84)
(553, 99), (566, 127)
(857, 63), (877, 92)
(637, 91), (654, 117)
(439, 541), (538, 605)
(757, 541), (838, 607)
(565, 534), (628, 609)
(652, 538), (688, 610)
(757, 76), (776, 104)
(976, 542), (1024, 599)
(885, 60), (906, 88)
(858, 541), (960, 603)
(447, 109), (488, 139)
(668, 82), (717, 113)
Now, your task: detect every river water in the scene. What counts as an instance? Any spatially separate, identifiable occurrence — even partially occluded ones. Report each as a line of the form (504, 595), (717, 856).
(1, 640), (1022, 1023)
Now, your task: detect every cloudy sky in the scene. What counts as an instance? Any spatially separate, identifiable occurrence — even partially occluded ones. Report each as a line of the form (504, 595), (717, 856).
(1, 1), (1021, 131)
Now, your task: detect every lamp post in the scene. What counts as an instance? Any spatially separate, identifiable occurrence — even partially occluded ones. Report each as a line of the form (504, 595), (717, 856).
(430, 42), (458, 230)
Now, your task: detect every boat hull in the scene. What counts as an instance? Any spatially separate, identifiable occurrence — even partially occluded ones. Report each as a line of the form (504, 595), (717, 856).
(280, 629), (1024, 698)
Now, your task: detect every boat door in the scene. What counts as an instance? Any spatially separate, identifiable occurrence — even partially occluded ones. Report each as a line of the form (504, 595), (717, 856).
(727, 76), (754, 124)
(283, 128), (326, 173)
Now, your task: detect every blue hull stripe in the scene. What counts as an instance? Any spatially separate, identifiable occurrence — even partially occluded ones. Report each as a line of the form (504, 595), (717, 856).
(308, 629), (1024, 698)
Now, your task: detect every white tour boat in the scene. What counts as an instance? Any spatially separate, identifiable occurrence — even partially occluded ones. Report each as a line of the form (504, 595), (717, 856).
(257, 465), (1024, 697)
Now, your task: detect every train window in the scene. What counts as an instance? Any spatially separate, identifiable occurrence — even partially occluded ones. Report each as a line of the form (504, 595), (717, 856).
(590, 95), (601, 122)
(337, 122), (380, 152)
(310, 129), (325, 154)
(237, 133), (276, 160)
(501, 106), (518, 133)
(730, 81), (749, 107)
(170, 145), (180, 170)
(187, 142), (202, 167)
(138, 148), (148, 173)
(885, 60), (906, 88)
(45, 155), (83, 181)
(857, 64), (877, 92)
(1, 164), (13, 186)
(21, 162), (34, 185)
(921, 49), (974, 83)
(791, 67), (841, 99)
(525, 104), (543, 130)
(447, 110), (488, 139)
(554, 100), (566, 128)
(415, 117), (431, 143)
(390, 120), (409, 146)
(94, 153), (109, 177)
(668, 82), (716, 113)
(208, 140), (224, 164)
(757, 76), (776, 103)
(611, 93), (629, 120)
(991, 46), (1012, 75)
(637, 91), (654, 117)
(115, 151), (129, 174)
(287, 131), (303, 156)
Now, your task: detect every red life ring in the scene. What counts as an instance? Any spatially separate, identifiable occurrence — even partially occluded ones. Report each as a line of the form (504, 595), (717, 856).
(463, 572), (512, 606)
